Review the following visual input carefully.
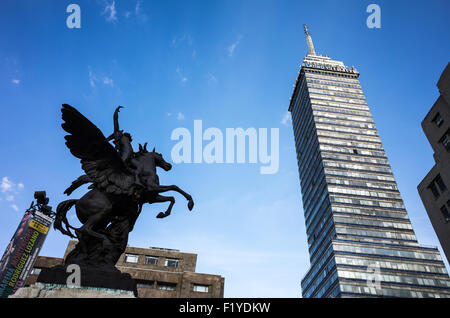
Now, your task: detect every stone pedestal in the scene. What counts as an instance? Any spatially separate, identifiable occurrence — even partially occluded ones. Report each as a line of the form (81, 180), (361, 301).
(36, 264), (138, 296)
(9, 282), (136, 298)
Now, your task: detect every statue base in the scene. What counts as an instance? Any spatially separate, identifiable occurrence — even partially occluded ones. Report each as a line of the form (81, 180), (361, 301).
(9, 282), (136, 298)
(36, 265), (138, 297)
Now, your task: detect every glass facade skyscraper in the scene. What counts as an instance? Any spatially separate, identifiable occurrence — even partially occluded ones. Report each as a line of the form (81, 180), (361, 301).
(289, 26), (450, 298)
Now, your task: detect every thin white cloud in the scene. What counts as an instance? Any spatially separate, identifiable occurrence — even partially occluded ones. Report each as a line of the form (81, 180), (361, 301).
(103, 77), (114, 87)
(176, 67), (188, 84)
(88, 68), (114, 88)
(135, 0), (142, 14)
(135, 0), (148, 23)
(228, 35), (243, 57)
(11, 79), (20, 85)
(177, 112), (185, 121)
(207, 73), (218, 84)
(281, 111), (292, 126)
(88, 68), (97, 87)
(1, 177), (24, 210)
(103, 0), (117, 22)
(1, 177), (13, 193)
(171, 34), (193, 48)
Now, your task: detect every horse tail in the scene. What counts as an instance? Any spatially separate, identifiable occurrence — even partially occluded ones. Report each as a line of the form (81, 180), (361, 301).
(54, 199), (78, 238)
(64, 175), (92, 196)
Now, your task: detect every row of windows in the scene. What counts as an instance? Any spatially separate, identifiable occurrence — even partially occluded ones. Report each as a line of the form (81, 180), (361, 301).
(334, 216), (412, 230)
(322, 152), (388, 166)
(315, 123), (378, 137)
(324, 168), (395, 183)
(305, 72), (360, 84)
(307, 82), (364, 96)
(124, 254), (179, 268)
(328, 186), (403, 201)
(312, 104), (371, 119)
(306, 77), (361, 90)
(339, 284), (448, 298)
(309, 93), (367, 107)
(320, 145), (385, 159)
(326, 177), (398, 192)
(319, 137), (383, 151)
(337, 269), (450, 288)
(334, 256), (448, 275)
(313, 110), (374, 125)
(330, 195), (405, 210)
(335, 225), (417, 241)
(315, 117), (376, 133)
(333, 243), (442, 262)
(135, 280), (210, 293)
(318, 142), (386, 158)
(311, 98), (370, 112)
(331, 206), (408, 220)
(308, 88), (367, 102)
(323, 161), (392, 174)
(317, 129), (382, 144)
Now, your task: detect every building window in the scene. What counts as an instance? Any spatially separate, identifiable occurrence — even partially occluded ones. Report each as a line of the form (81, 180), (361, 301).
(429, 182), (440, 199)
(440, 130), (450, 151)
(193, 284), (209, 293)
(435, 175), (447, 192)
(157, 282), (177, 291)
(144, 256), (159, 266)
(429, 175), (447, 199)
(440, 205), (450, 223)
(136, 279), (154, 288)
(124, 253), (139, 263)
(353, 149), (358, 155)
(31, 268), (41, 275)
(432, 113), (444, 127)
(165, 258), (179, 268)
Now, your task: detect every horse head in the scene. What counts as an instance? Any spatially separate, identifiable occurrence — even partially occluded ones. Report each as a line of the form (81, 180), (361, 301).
(137, 143), (172, 172)
(151, 147), (172, 171)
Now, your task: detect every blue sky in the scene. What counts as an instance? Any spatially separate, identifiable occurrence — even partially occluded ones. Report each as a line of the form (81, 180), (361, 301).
(0, 0), (449, 297)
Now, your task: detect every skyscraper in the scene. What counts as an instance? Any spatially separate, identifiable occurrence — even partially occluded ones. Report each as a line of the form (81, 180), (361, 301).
(288, 25), (450, 298)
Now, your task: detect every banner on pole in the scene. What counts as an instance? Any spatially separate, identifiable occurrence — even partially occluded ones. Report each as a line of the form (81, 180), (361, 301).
(0, 209), (53, 298)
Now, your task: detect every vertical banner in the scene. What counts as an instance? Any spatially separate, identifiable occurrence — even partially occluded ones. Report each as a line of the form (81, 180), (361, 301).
(0, 209), (53, 298)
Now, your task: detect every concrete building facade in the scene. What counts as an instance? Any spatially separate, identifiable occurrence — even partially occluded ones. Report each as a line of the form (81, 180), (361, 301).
(26, 240), (224, 298)
(418, 62), (450, 264)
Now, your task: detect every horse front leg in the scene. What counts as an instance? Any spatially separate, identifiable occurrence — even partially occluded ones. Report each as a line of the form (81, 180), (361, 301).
(155, 185), (194, 211)
(151, 195), (175, 219)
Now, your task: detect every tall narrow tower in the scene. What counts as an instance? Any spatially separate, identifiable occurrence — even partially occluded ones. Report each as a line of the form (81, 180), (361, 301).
(289, 25), (450, 297)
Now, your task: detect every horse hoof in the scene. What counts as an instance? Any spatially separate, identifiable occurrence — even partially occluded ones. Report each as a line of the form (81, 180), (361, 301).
(156, 212), (166, 218)
(188, 200), (194, 211)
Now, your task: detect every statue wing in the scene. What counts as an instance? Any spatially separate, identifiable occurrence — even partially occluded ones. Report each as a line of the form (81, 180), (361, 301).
(61, 104), (135, 195)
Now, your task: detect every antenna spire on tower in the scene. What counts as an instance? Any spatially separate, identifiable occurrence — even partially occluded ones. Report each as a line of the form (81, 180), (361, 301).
(303, 24), (316, 55)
